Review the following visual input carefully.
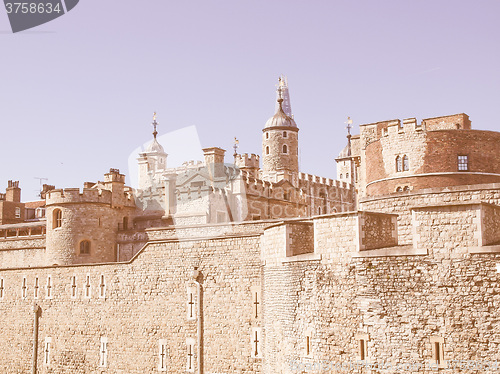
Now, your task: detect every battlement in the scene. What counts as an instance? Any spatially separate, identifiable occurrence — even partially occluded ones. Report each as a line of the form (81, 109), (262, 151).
(104, 168), (125, 184)
(165, 160), (204, 175)
(262, 210), (399, 265)
(360, 113), (471, 143)
(46, 188), (113, 205)
(298, 172), (349, 189)
(235, 153), (260, 169)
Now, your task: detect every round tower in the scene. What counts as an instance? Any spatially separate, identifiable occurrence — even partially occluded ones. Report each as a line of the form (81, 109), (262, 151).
(262, 78), (299, 183)
(45, 170), (135, 266)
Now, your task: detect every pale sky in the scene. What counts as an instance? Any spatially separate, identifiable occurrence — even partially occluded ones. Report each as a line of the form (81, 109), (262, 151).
(1, 0), (499, 201)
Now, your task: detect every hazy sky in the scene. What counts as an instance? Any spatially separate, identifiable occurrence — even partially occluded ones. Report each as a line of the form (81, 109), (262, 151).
(1, 0), (499, 201)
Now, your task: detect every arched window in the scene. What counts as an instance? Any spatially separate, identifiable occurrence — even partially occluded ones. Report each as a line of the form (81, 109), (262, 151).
(282, 144), (288, 154)
(403, 155), (409, 171)
(396, 156), (403, 172)
(53, 209), (62, 229)
(346, 173), (349, 179)
(318, 207), (322, 215)
(266, 132), (269, 139)
(283, 131), (288, 138)
(79, 240), (91, 255)
(340, 174), (343, 179)
(403, 186), (410, 192)
(266, 146), (270, 155)
(396, 187), (403, 192)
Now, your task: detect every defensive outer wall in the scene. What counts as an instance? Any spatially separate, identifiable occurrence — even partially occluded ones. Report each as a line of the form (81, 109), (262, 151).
(1, 186), (500, 373)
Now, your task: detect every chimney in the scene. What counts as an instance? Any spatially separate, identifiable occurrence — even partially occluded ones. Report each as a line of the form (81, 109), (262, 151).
(6, 180), (21, 202)
(40, 184), (55, 199)
(203, 147), (226, 180)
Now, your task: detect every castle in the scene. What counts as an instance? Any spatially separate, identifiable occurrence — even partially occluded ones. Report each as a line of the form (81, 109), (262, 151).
(1, 77), (500, 373)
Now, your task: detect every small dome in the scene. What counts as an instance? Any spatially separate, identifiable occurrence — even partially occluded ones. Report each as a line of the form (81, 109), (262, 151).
(265, 98), (297, 129)
(146, 138), (165, 153)
(338, 145), (350, 159)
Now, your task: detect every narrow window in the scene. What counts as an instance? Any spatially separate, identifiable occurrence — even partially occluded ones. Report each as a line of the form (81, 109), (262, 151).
(99, 275), (106, 298)
(434, 342), (441, 364)
(71, 276), (77, 298)
(15, 207), (21, 219)
(266, 146), (270, 155)
(53, 209), (62, 229)
(158, 339), (168, 371)
(346, 173), (349, 179)
(430, 336), (445, 367)
(305, 329), (313, 357)
(266, 132), (269, 139)
(22, 277), (27, 299)
(46, 276), (52, 299)
(403, 155), (409, 171)
(85, 274), (91, 298)
(0, 278), (4, 299)
(458, 155), (468, 171)
(44, 337), (52, 366)
(250, 286), (261, 320)
(34, 277), (39, 299)
(186, 338), (195, 372)
(340, 174), (343, 179)
(187, 286), (196, 320)
(100, 337), (108, 367)
(396, 156), (403, 172)
(122, 216), (128, 230)
(251, 327), (262, 358)
(355, 333), (369, 361)
(80, 240), (91, 255)
(359, 339), (366, 361)
(282, 144), (288, 154)
(318, 207), (322, 215)
(283, 131), (288, 138)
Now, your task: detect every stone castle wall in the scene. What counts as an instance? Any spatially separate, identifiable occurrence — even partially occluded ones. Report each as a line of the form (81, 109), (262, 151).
(262, 201), (500, 373)
(359, 183), (500, 245)
(0, 227), (265, 374)
(1, 194), (500, 372)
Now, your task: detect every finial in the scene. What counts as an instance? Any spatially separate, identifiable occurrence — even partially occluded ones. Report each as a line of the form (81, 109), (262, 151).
(152, 112), (158, 139)
(345, 116), (353, 136)
(277, 85), (284, 106)
(233, 137), (239, 158)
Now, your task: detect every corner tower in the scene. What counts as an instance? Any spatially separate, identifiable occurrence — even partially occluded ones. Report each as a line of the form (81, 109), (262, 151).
(262, 77), (299, 183)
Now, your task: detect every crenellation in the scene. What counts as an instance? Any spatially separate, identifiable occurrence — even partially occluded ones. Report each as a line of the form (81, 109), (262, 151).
(3, 79), (500, 373)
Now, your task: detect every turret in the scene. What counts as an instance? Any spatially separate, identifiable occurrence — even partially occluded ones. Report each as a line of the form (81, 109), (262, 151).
(235, 153), (260, 178)
(45, 172), (135, 266)
(138, 113), (168, 190)
(262, 77), (299, 183)
(103, 168), (126, 207)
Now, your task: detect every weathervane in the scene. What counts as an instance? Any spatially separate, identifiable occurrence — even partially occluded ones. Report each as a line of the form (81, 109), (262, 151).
(152, 112), (158, 139)
(233, 137), (239, 159)
(345, 116), (353, 136)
